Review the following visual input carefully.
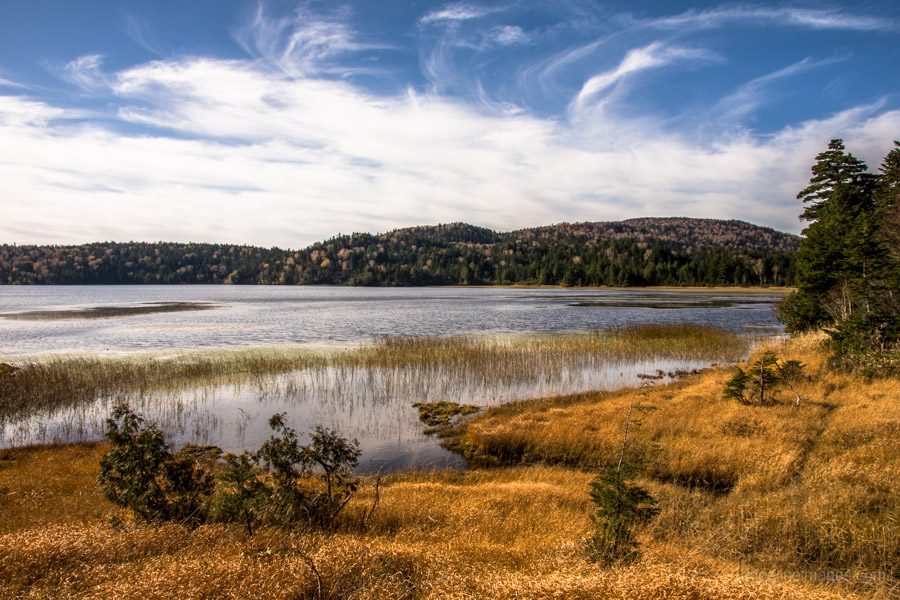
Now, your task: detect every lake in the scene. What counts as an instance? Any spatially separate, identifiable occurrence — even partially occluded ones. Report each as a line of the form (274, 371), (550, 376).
(0, 285), (786, 472)
(0, 285), (784, 355)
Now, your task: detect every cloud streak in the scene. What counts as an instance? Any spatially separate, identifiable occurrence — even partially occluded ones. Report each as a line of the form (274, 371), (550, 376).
(713, 56), (848, 122)
(644, 5), (896, 32)
(237, 3), (389, 77)
(420, 3), (499, 25)
(58, 54), (112, 92)
(570, 42), (715, 116)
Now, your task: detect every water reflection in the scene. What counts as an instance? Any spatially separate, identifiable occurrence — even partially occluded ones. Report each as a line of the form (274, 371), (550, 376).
(2, 355), (714, 473)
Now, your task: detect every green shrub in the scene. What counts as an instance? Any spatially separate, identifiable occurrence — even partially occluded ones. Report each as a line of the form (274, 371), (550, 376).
(724, 351), (807, 406)
(98, 403), (213, 524)
(227, 414), (360, 530)
(213, 451), (269, 536)
(99, 406), (361, 532)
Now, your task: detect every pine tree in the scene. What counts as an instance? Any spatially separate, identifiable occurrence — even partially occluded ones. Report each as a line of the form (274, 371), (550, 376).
(779, 140), (877, 334)
(780, 139), (900, 368)
(870, 142), (900, 347)
(584, 386), (658, 564)
(797, 139), (877, 221)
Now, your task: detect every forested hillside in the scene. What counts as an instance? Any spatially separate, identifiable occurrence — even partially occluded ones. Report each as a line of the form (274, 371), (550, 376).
(0, 218), (798, 287)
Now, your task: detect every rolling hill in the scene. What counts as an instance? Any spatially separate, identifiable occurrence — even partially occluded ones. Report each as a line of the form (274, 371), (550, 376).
(0, 218), (799, 287)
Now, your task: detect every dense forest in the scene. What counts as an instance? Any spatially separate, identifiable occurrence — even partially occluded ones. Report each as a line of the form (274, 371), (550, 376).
(0, 217), (799, 287)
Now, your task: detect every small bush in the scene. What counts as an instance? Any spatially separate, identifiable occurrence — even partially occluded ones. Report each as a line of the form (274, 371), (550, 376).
(212, 451), (269, 536)
(255, 415), (360, 528)
(99, 407), (361, 532)
(98, 403), (213, 525)
(724, 351), (807, 406)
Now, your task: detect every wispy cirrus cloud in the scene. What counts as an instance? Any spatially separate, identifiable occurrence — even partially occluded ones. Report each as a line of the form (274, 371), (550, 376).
(57, 54), (112, 92)
(121, 13), (164, 57)
(0, 76), (28, 89)
(486, 25), (531, 46)
(419, 3), (500, 25)
(644, 5), (896, 32)
(570, 42), (717, 116)
(714, 56), (849, 122)
(236, 3), (389, 77)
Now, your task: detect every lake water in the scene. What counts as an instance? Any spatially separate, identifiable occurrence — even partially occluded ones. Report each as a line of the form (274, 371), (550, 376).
(0, 286), (786, 472)
(0, 285), (784, 356)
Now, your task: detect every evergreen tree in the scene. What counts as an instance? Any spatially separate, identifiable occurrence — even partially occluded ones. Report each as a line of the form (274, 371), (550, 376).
(779, 139), (900, 368)
(875, 142), (900, 262)
(779, 140), (876, 333)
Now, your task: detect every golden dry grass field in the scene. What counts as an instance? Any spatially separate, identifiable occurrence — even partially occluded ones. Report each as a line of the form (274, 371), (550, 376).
(1, 332), (897, 599)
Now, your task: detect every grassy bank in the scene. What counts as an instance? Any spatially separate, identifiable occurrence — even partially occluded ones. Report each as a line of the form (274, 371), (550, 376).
(463, 332), (900, 590)
(0, 447), (870, 600)
(1, 333), (896, 599)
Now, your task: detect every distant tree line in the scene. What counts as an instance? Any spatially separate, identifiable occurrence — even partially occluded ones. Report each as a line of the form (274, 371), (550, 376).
(0, 218), (798, 287)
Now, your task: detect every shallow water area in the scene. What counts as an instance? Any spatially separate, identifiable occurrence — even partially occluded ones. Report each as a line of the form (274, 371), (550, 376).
(0, 286), (786, 472)
(1, 356), (717, 473)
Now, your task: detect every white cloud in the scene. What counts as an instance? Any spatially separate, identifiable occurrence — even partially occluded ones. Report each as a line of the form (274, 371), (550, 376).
(487, 25), (530, 46)
(0, 76), (28, 89)
(0, 95), (77, 126)
(59, 54), (111, 91)
(236, 3), (387, 77)
(121, 13), (164, 56)
(714, 56), (847, 122)
(646, 6), (895, 32)
(2, 52), (898, 248)
(570, 43), (715, 117)
(420, 3), (495, 25)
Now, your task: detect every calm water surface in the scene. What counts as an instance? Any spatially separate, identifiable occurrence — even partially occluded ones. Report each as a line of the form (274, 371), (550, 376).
(0, 286), (786, 472)
(0, 285), (783, 355)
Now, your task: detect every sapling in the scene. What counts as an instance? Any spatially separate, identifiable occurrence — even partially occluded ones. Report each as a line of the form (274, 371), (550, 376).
(584, 385), (659, 564)
(723, 351), (806, 406)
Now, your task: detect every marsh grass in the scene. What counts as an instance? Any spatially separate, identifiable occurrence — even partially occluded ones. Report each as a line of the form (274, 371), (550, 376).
(413, 401), (480, 429)
(1, 325), (750, 437)
(0, 347), (336, 424)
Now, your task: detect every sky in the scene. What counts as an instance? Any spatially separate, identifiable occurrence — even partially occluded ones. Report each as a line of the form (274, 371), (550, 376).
(1, 1), (898, 249)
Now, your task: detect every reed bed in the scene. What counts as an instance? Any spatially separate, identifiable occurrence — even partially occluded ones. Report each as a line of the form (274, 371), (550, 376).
(0, 347), (337, 424)
(1, 324), (750, 429)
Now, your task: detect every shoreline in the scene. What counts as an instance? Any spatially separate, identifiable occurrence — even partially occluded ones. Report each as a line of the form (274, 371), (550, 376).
(0, 282), (795, 292)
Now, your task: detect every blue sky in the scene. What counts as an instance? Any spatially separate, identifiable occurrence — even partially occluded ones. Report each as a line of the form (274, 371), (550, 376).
(1, 1), (898, 248)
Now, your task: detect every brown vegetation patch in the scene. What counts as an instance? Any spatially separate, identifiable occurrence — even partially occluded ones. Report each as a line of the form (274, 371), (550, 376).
(0, 301), (218, 321)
